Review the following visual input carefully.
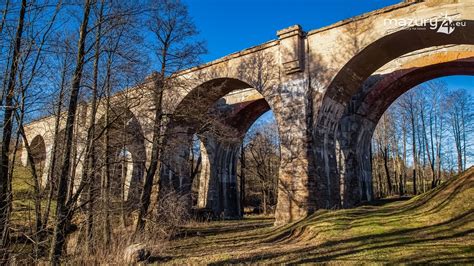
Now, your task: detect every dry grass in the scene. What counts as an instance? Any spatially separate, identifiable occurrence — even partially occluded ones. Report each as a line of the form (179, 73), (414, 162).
(9, 165), (473, 264)
(155, 168), (474, 264)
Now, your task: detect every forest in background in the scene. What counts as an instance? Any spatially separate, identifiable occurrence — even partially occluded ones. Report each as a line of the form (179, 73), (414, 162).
(371, 81), (472, 198)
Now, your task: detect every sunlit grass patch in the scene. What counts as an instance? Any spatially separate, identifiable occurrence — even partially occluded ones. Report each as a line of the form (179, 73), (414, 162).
(161, 167), (474, 264)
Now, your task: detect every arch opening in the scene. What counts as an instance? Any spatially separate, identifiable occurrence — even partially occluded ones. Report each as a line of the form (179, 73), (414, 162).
(336, 54), (474, 207)
(95, 107), (146, 207)
(29, 135), (46, 176)
(240, 110), (281, 217)
(163, 79), (282, 219)
(369, 75), (473, 200)
(314, 21), (474, 208)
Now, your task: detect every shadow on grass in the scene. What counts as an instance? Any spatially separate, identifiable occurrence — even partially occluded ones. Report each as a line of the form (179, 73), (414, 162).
(364, 197), (411, 206)
(209, 209), (474, 264)
(166, 168), (473, 264)
(174, 217), (274, 239)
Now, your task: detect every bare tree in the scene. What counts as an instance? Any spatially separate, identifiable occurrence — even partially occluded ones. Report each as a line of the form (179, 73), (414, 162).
(49, 0), (92, 262)
(135, 0), (205, 232)
(398, 90), (419, 195)
(0, 0), (26, 257)
(243, 123), (280, 215)
(372, 80), (472, 199)
(446, 89), (472, 174)
(42, 42), (72, 232)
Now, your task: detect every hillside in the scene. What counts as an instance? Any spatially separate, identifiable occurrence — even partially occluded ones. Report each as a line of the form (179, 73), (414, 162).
(159, 168), (474, 264)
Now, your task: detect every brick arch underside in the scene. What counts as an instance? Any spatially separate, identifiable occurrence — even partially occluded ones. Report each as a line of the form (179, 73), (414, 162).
(197, 98), (273, 217)
(160, 78), (255, 191)
(314, 20), (474, 209)
(160, 78), (281, 214)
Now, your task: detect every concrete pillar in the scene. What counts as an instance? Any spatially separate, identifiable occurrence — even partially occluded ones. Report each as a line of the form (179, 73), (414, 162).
(337, 114), (375, 207)
(335, 76), (383, 207)
(121, 150), (134, 201)
(272, 78), (318, 224)
(160, 127), (193, 210)
(41, 144), (53, 187)
(217, 142), (240, 218)
(197, 134), (241, 218)
(20, 146), (28, 167)
(72, 143), (85, 194)
(197, 136), (218, 211)
(197, 141), (211, 208)
(273, 25), (318, 224)
(311, 97), (345, 210)
(20, 139), (51, 187)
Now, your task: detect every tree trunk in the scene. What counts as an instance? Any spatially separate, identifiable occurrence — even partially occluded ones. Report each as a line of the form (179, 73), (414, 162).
(136, 75), (164, 232)
(418, 126), (425, 193)
(435, 115), (443, 187)
(402, 120), (407, 195)
(410, 112), (417, 195)
(85, 0), (104, 254)
(102, 52), (113, 249)
(382, 147), (392, 195)
(102, 115), (111, 248)
(429, 113), (436, 185)
(0, 0), (9, 39)
(0, 0), (26, 255)
(49, 0), (92, 263)
(421, 108), (435, 190)
(42, 55), (67, 230)
(461, 107), (466, 172)
(0, 0), (11, 105)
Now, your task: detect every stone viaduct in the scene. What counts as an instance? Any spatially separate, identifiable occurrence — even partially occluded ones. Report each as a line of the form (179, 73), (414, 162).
(20, 0), (474, 225)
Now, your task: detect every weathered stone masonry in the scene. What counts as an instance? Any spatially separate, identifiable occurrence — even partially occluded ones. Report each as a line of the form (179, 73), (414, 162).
(21, 0), (474, 225)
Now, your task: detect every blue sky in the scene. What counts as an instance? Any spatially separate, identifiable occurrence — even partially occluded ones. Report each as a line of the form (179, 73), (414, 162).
(185, 0), (400, 62)
(436, 76), (474, 92)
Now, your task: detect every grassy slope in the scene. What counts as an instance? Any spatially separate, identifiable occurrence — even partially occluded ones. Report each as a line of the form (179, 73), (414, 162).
(11, 165), (56, 231)
(161, 168), (474, 264)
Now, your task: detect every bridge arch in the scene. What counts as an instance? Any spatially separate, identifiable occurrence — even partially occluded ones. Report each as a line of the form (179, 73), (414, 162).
(161, 77), (285, 216)
(29, 135), (47, 176)
(338, 51), (474, 207)
(316, 23), (474, 206)
(96, 106), (146, 204)
(196, 96), (273, 218)
(322, 21), (474, 106)
(357, 52), (474, 122)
